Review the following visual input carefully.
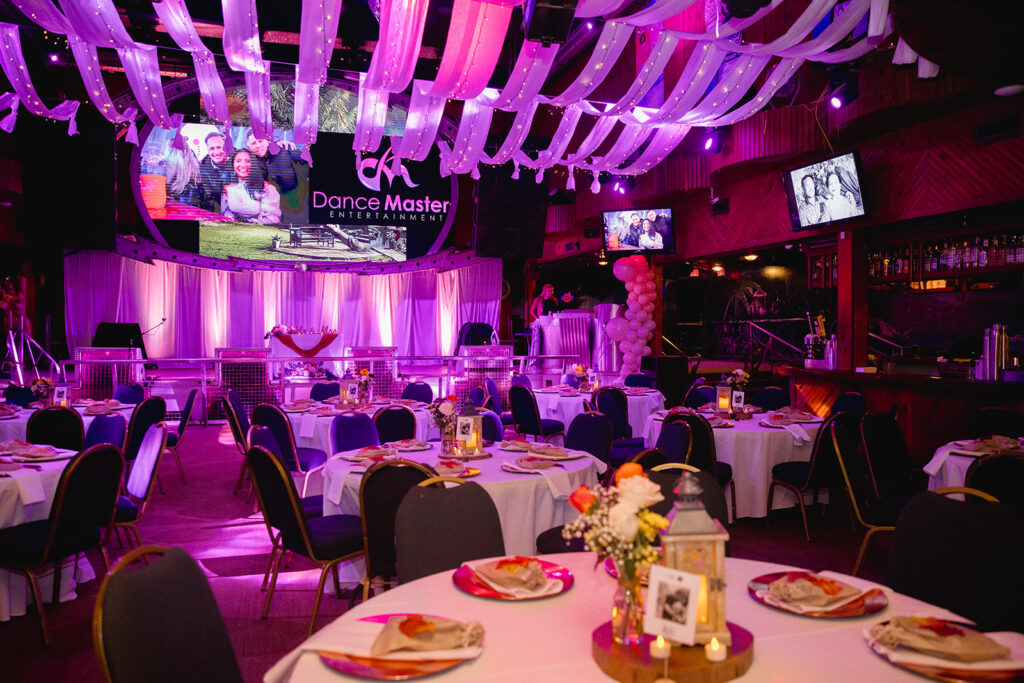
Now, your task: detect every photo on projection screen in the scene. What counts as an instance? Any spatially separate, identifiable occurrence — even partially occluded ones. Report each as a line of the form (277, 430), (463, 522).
(602, 208), (675, 253)
(783, 151), (866, 230)
(135, 84), (456, 263)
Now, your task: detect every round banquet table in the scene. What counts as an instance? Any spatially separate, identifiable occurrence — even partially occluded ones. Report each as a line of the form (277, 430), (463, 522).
(533, 388), (665, 438)
(321, 444), (605, 557)
(642, 411), (823, 520)
(0, 404), (110, 442)
(286, 402), (435, 455)
(0, 448), (95, 622)
(265, 552), (975, 683)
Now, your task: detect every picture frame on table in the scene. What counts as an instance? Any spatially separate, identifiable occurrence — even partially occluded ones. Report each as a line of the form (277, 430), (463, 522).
(644, 565), (701, 645)
(53, 386), (68, 406)
(732, 391), (745, 408)
(346, 383), (358, 397)
(456, 416), (473, 441)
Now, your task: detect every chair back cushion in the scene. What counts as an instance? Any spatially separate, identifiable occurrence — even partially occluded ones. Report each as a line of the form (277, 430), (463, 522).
(830, 391), (866, 417)
(226, 390), (250, 434)
(469, 386), (486, 408)
(654, 419), (691, 464)
(97, 546), (244, 683)
(860, 412), (923, 496)
(831, 411), (881, 509)
(310, 382), (340, 402)
(176, 388), (201, 438)
(360, 461), (434, 580)
(221, 397), (246, 450)
(479, 410), (503, 443)
(329, 412), (380, 453)
(676, 414), (717, 472)
(2, 385), (35, 407)
(594, 388), (629, 439)
(565, 412), (612, 465)
(113, 383), (145, 405)
(648, 468), (729, 531)
(247, 447), (308, 547)
(49, 444), (124, 558)
(125, 398), (167, 463)
(749, 386), (788, 411)
(510, 374), (533, 390)
(560, 373), (581, 388)
(84, 413), (128, 451)
(373, 406), (417, 443)
(804, 414), (844, 489)
(966, 453), (1024, 527)
(485, 378), (503, 414)
(252, 405), (300, 469)
(27, 406), (84, 451)
(396, 482), (505, 584)
(400, 382), (433, 404)
(624, 373), (652, 388)
(683, 383), (715, 409)
(126, 423), (167, 501)
(631, 448), (669, 470)
(508, 385), (542, 435)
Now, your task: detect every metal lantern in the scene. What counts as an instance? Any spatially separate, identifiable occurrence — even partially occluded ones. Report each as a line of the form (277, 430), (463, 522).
(661, 471), (731, 645)
(457, 413), (486, 455)
(716, 376), (732, 414)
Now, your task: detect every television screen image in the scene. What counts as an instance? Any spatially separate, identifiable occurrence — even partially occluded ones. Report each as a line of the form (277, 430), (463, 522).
(602, 208), (674, 253)
(784, 152), (865, 230)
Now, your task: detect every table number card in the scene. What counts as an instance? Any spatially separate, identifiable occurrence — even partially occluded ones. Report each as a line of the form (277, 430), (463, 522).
(53, 386), (68, 406)
(644, 565), (701, 646)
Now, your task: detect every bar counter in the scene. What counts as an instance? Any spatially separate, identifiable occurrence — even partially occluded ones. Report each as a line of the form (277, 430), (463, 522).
(776, 365), (1024, 465)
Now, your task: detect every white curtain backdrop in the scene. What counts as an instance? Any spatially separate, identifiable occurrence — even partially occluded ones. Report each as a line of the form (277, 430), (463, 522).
(64, 252), (502, 358)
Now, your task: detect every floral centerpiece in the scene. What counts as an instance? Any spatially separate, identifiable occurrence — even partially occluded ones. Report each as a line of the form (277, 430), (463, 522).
(573, 363), (592, 391)
(355, 368), (374, 403)
(30, 378), (53, 404)
(265, 324), (298, 340)
(727, 368), (749, 391)
(428, 395), (460, 454)
(563, 463), (669, 644)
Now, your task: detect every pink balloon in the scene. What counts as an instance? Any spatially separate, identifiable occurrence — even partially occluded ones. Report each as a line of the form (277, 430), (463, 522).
(605, 316), (630, 342)
(644, 320), (656, 331)
(644, 280), (656, 292)
(643, 303), (655, 313)
(613, 258), (638, 282)
(629, 254), (648, 271)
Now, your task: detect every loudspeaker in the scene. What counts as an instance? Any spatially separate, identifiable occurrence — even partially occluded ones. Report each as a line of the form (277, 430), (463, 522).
(524, 0), (579, 46)
(474, 165), (547, 258)
(93, 323), (147, 359)
(641, 355), (690, 408)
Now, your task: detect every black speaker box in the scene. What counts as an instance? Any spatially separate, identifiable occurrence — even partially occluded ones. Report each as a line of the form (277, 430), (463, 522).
(524, 0), (579, 45)
(474, 165), (548, 258)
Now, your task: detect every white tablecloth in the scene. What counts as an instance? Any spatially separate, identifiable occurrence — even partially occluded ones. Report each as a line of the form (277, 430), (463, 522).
(267, 553), (971, 683)
(642, 412), (822, 519)
(0, 451), (96, 622)
(534, 389), (665, 437)
(923, 441), (977, 492)
(286, 403), (434, 456)
(322, 444), (603, 557)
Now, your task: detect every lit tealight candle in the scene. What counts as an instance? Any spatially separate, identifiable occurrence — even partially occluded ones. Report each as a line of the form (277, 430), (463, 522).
(705, 636), (726, 662)
(649, 634), (670, 660)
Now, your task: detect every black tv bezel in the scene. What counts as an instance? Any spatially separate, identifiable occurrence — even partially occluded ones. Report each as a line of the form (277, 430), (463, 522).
(782, 150), (866, 232)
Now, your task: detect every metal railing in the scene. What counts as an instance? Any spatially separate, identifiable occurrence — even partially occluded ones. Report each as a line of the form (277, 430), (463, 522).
(868, 333), (919, 358)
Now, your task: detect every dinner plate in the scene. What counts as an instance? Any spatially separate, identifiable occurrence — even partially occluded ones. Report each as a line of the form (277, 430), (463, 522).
(0, 414), (17, 421)
(318, 652), (466, 680)
(497, 445), (531, 453)
(747, 572), (889, 618)
(865, 621), (1024, 682)
(452, 559), (574, 600)
(710, 421), (735, 429)
(435, 467), (481, 478)
(526, 451), (584, 461)
(12, 453), (75, 463)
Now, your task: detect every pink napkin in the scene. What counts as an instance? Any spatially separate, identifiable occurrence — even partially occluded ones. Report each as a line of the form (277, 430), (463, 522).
(9, 468), (45, 505)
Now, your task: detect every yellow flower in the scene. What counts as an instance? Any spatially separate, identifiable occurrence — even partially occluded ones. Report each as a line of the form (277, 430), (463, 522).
(359, 368), (369, 376)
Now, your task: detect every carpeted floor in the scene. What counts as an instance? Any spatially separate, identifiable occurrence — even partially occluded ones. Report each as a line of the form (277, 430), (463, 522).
(0, 424), (889, 682)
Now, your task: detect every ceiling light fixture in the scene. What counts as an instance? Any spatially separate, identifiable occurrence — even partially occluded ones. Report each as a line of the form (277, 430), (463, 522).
(743, 253), (758, 261)
(703, 128), (724, 153)
(711, 264), (723, 272)
(828, 67), (859, 109)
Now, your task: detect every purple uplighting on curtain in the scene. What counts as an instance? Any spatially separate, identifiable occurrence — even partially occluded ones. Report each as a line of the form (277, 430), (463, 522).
(0, 24), (79, 134)
(63, 252), (502, 358)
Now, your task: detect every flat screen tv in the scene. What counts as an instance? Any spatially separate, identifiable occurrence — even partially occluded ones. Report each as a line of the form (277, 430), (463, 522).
(602, 208), (675, 253)
(783, 151), (866, 230)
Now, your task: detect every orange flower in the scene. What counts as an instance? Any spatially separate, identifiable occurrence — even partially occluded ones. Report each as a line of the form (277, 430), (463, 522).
(614, 462), (647, 484)
(569, 485), (597, 513)
(398, 614), (435, 638)
(446, 395), (459, 402)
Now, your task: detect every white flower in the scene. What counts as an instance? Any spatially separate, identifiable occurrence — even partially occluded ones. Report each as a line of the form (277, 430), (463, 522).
(616, 476), (663, 509)
(438, 401), (454, 416)
(608, 502), (640, 541)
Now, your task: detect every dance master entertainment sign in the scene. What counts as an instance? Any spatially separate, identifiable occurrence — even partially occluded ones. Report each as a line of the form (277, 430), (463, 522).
(309, 134), (455, 228)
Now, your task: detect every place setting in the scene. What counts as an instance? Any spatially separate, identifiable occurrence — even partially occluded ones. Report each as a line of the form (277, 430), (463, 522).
(453, 555), (574, 600)
(747, 570), (889, 618)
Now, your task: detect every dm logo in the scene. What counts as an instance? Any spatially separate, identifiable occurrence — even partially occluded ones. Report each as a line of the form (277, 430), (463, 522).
(357, 146), (419, 192)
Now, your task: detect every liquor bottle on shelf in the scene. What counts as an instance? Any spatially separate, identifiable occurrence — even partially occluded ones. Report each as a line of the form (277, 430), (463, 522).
(939, 240), (950, 271)
(978, 236), (989, 268)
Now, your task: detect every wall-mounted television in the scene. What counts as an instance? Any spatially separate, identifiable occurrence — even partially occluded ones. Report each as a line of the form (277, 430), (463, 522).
(783, 151), (866, 230)
(602, 208), (675, 253)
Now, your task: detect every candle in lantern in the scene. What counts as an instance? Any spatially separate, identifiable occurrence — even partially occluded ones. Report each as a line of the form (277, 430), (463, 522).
(466, 427), (479, 451)
(705, 636), (726, 662)
(649, 634), (670, 660)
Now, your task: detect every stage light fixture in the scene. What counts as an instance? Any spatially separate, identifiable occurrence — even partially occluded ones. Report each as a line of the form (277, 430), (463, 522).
(703, 128), (724, 153)
(608, 175), (635, 195)
(48, 53), (59, 63)
(586, 21), (594, 29)
(828, 68), (859, 109)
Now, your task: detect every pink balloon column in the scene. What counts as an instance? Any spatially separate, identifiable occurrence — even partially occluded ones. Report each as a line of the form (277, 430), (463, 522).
(612, 254), (656, 379)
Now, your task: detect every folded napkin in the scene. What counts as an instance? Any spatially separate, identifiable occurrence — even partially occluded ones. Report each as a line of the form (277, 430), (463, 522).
(390, 438), (429, 450)
(775, 406), (818, 422)
(0, 441), (58, 459)
(696, 403), (717, 414)
(355, 446), (395, 459)
(84, 405), (115, 416)
(948, 436), (1022, 457)
(762, 572), (863, 613)
(371, 614), (485, 657)
(325, 469), (356, 506)
(285, 399), (316, 411)
(868, 617), (1022, 666)
(263, 616), (484, 683)
(499, 440), (532, 452)
(527, 446), (570, 460)
(706, 415), (733, 428)
(514, 456), (557, 470)
(503, 461), (572, 499)
(298, 414), (318, 439)
(465, 557), (562, 599)
(782, 423), (812, 444)
(434, 460), (467, 477)
(9, 468), (45, 505)
(0, 405), (19, 418)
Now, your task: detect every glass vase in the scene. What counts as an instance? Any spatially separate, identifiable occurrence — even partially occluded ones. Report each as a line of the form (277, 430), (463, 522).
(440, 431), (458, 455)
(611, 562), (645, 645)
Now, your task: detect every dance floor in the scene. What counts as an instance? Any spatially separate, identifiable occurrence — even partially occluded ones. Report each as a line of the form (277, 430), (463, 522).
(1, 424), (892, 683)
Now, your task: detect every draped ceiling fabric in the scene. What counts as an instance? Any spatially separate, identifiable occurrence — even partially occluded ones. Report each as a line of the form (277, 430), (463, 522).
(64, 252), (502, 359)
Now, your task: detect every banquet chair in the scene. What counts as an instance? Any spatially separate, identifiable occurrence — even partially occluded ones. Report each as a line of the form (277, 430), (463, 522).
(0, 444), (124, 645)
(829, 391), (866, 417)
(560, 373), (581, 388)
(93, 545), (244, 683)
(83, 413), (127, 451)
(112, 383), (145, 405)
(654, 416), (692, 464)
(400, 381), (433, 404)
(114, 423), (167, 550)
(469, 385), (486, 408)
(372, 405), (417, 443)
(222, 392), (251, 494)
(251, 405), (327, 497)
(594, 387), (645, 467)
(966, 407), (1024, 439)
(884, 488), (1024, 632)
(510, 373), (533, 390)
(309, 382), (340, 402)
(831, 411), (913, 576)
(359, 460), (439, 602)
(682, 382), (715, 409)
(2, 385), (35, 407)
(749, 386), (789, 411)
(485, 377), (514, 426)
(124, 397), (166, 468)
(859, 412), (927, 498)
(247, 446), (364, 636)
(480, 410), (504, 443)
(674, 413), (736, 522)
(966, 452), (1024, 527)
(395, 481), (505, 584)
(26, 406), (84, 451)
(629, 448), (669, 470)
(162, 388), (201, 486)
(564, 411), (612, 469)
(766, 413), (845, 541)
(328, 412), (380, 453)
(247, 425), (324, 517)
(650, 463), (730, 533)
(508, 384), (564, 443)
(624, 373), (653, 388)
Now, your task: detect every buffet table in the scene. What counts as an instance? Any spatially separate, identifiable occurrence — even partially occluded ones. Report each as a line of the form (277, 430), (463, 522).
(534, 387), (665, 438)
(0, 449), (95, 622)
(642, 412), (823, 519)
(267, 553), (985, 683)
(321, 444), (605, 557)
